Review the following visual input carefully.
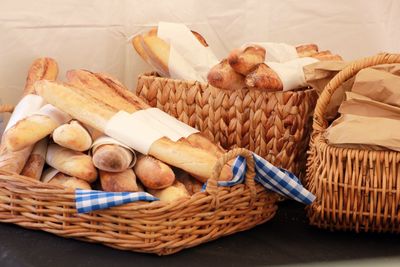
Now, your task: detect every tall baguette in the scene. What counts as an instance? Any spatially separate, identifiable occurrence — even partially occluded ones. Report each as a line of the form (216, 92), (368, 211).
(46, 143), (97, 183)
(100, 169), (138, 192)
(35, 80), (231, 182)
(20, 138), (48, 180)
(0, 58), (58, 173)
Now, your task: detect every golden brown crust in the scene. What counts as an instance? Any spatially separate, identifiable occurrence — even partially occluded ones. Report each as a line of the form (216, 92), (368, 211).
(207, 59), (246, 90)
(295, 43), (319, 57)
(228, 45), (266, 75)
(134, 155), (175, 189)
(20, 154), (44, 180)
(245, 63), (283, 91)
(48, 172), (91, 190)
(100, 169), (138, 192)
(25, 58), (58, 95)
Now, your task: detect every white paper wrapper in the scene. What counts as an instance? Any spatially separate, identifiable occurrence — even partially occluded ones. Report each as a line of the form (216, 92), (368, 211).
(41, 167), (60, 183)
(35, 104), (72, 125)
(105, 109), (199, 154)
(158, 21), (219, 82)
(267, 57), (319, 91)
(5, 94), (45, 131)
(90, 135), (137, 168)
(248, 42), (298, 63)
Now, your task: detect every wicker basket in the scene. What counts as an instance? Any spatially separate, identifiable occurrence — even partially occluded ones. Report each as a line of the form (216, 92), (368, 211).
(136, 73), (318, 179)
(0, 133), (278, 256)
(306, 53), (400, 232)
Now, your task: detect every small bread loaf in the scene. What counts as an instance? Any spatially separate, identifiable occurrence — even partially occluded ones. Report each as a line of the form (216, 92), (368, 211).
(46, 143), (97, 183)
(207, 59), (246, 90)
(147, 181), (190, 202)
(228, 45), (266, 75)
(20, 138), (48, 180)
(92, 144), (134, 172)
(296, 43), (319, 57)
(53, 120), (92, 151)
(134, 155), (175, 189)
(100, 169), (138, 192)
(245, 63), (283, 91)
(48, 172), (91, 190)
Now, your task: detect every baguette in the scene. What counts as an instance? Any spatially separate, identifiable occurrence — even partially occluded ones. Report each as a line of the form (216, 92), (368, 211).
(147, 180), (190, 202)
(134, 155), (175, 189)
(35, 80), (231, 182)
(245, 63), (283, 91)
(207, 59), (246, 90)
(53, 120), (92, 151)
(100, 169), (138, 192)
(92, 144), (133, 172)
(295, 43), (319, 57)
(46, 143), (97, 183)
(228, 45), (266, 75)
(20, 138), (48, 180)
(0, 58), (58, 173)
(45, 171), (91, 190)
(175, 169), (203, 195)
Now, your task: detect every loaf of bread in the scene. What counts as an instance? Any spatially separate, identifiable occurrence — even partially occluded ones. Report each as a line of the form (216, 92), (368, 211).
(228, 45), (266, 75)
(42, 168), (91, 190)
(245, 63), (283, 91)
(175, 169), (203, 195)
(207, 59), (246, 90)
(53, 120), (92, 151)
(92, 144), (134, 172)
(147, 181), (190, 202)
(46, 143), (97, 183)
(134, 155), (175, 189)
(100, 169), (139, 192)
(295, 43), (319, 57)
(20, 138), (48, 180)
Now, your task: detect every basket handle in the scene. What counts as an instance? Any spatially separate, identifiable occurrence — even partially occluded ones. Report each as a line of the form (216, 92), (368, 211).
(0, 104), (14, 114)
(206, 148), (256, 206)
(313, 53), (400, 135)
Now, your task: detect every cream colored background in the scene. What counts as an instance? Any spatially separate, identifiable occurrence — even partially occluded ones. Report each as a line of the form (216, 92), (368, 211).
(0, 0), (399, 106)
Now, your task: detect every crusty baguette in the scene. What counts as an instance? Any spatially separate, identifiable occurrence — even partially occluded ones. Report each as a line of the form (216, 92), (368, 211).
(45, 171), (91, 190)
(295, 44), (319, 57)
(312, 53), (343, 61)
(245, 63), (283, 91)
(53, 120), (92, 151)
(207, 59), (246, 90)
(46, 143), (97, 183)
(147, 180), (190, 202)
(35, 80), (231, 182)
(0, 58), (58, 173)
(141, 34), (171, 76)
(100, 169), (138, 192)
(92, 144), (133, 172)
(228, 45), (266, 75)
(134, 155), (175, 189)
(20, 138), (48, 180)
(175, 169), (203, 195)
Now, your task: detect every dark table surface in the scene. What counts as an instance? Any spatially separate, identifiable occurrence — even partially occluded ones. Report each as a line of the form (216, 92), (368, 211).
(1, 200), (400, 267)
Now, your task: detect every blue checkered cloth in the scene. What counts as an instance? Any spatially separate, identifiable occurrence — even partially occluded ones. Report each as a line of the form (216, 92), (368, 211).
(75, 153), (315, 213)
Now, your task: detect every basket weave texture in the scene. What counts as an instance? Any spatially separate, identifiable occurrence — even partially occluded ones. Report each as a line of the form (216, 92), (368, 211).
(136, 73), (318, 179)
(306, 53), (400, 233)
(0, 146), (278, 255)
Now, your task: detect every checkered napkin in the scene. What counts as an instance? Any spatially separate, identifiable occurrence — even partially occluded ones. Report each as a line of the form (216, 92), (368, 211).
(75, 153), (315, 213)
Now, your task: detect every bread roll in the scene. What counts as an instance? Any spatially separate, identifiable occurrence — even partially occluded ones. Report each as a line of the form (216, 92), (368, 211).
(228, 45), (266, 75)
(296, 44), (319, 57)
(46, 172), (91, 190)
(46, 143), (97, 183)
(147, 181), (190, 202)
(134, 155), (175, 189)
(207, 59), (246, 90)
(53, 120), (92, 151)
(245, 63), (283, 91)
(92, 144), (133, 172)
(100, 169), (138, 192)
(20, 138), (48, 180)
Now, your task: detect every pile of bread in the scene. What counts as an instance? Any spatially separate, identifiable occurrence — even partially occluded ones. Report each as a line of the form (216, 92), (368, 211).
(0, 58), (233, 202)
(132, 26), (343, 91)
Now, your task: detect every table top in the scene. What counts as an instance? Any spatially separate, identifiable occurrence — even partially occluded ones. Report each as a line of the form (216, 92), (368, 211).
(1, 201), (400, 267)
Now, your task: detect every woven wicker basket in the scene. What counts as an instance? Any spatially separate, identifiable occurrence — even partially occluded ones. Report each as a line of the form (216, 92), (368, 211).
(306, 53), (400, 233)
(0, 129), (278, 256)
(136, 73), (318, 179)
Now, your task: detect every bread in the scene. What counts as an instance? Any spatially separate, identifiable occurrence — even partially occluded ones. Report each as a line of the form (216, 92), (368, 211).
(46, 171), (91, 190)
(312, 53), (343, 61)
(46, 143), (97, 183)
(245, 63), (283, 91)
(134, 155), (175, 189)
(53, 120), (92, 151)
(92, 144), (134, 172)
(0, 57), (58, 173)
(228, 45), (266, 75)
(20, 138), (48, 180)
(147, 181), (190, 202)
(35, 80), (232, 182)
(100, 169), (138, 192)
(175, 169), (203, 195)
(207, 59), (246, 90)
(4, 105), (71, 152)
(296, 44), (319, 57)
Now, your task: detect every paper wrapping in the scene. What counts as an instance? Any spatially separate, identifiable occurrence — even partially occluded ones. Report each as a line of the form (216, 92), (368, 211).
(249, 42), (298, 62)
(35, 104), (72, 125)
(41, 167), (60, 183)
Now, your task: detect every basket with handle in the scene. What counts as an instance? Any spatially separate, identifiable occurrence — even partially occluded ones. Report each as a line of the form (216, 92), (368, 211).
(306, 53), (400, 232)
(136, 73), (318, 180)
(0, 117), (279, 257)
